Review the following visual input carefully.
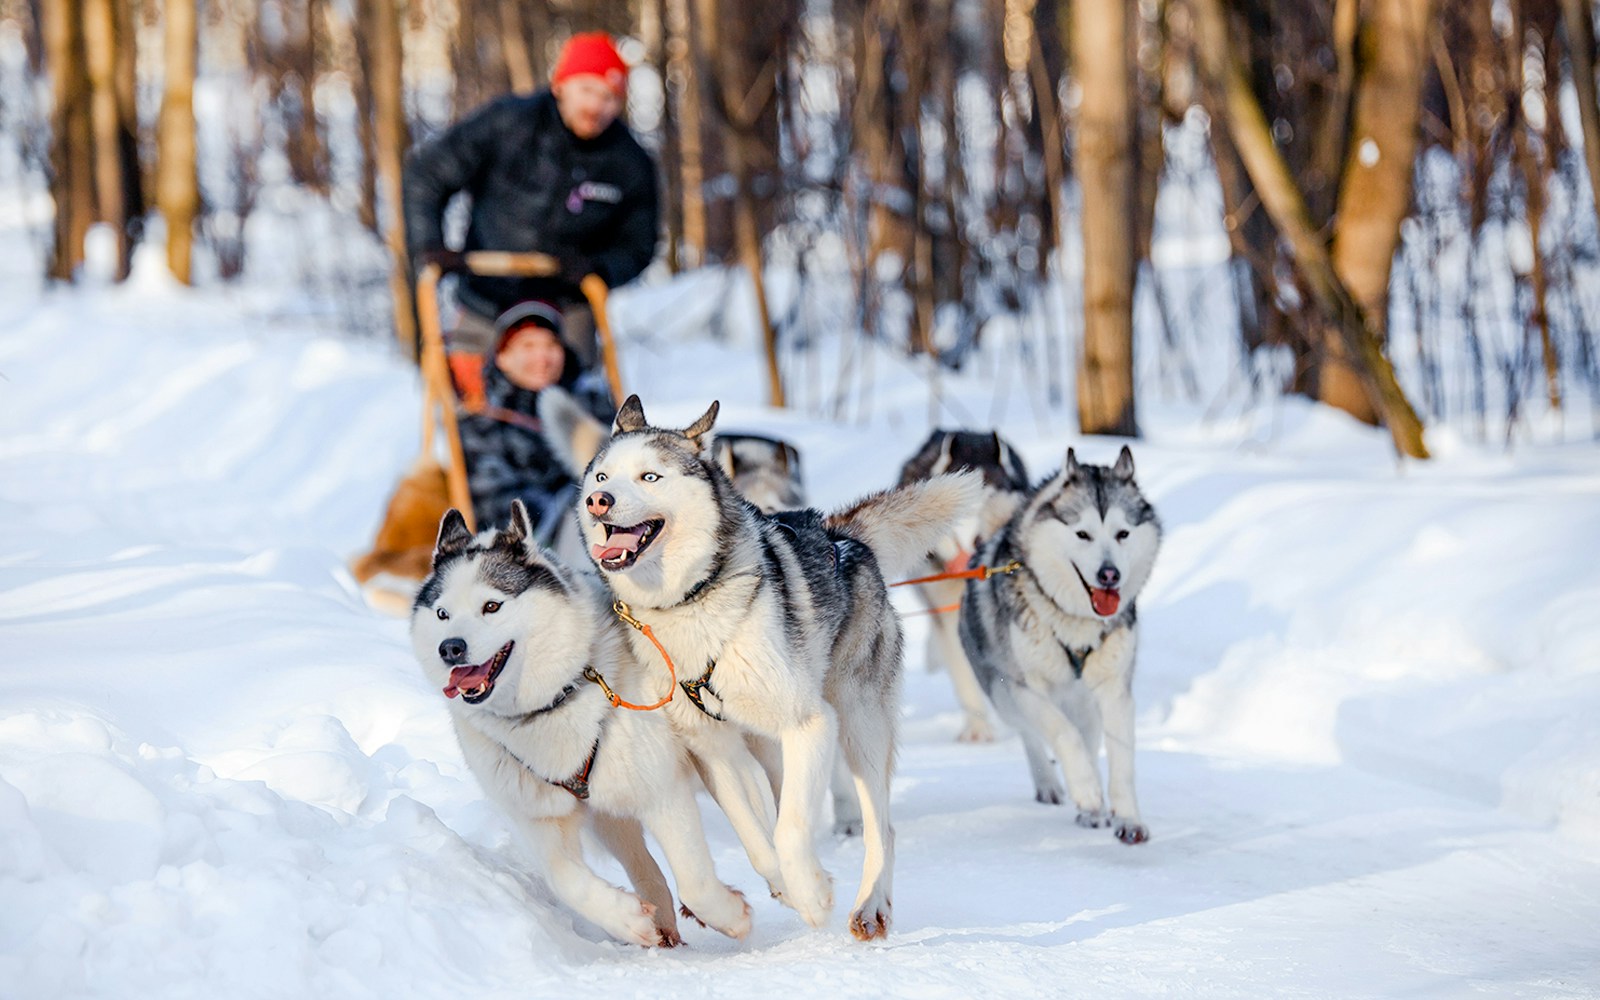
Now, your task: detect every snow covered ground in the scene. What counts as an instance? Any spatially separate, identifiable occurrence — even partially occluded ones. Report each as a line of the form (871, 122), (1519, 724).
(2, 234), (1598, 999)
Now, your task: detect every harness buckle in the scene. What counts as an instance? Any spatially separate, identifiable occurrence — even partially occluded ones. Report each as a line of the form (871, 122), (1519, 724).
(612, 599), (645, 631)
(982, 560), (1023, 580)
(583, 665), (621, 707)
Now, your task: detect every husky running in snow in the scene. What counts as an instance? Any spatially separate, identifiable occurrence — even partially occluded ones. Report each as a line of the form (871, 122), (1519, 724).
(409, 501), (751, 947)
(575, 395), (981, 940)
(896, 429), (1032, 742)
(959, 446), (1161, 844)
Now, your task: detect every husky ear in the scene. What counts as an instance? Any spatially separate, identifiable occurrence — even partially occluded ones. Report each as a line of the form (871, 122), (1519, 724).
(503, 499), (532, 548)
(683, 400), (720, 446)
(1064, 447), (1082, 480)
(1112, 445), (1135, 480)
(614, 394), (647, 434)
(435, 509), (473, 558)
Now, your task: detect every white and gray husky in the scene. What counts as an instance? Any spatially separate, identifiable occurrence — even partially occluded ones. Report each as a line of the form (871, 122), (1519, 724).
(959, 446), (1161, 844)
(576, 395), (981, 940)
(409, 500), (751, 947)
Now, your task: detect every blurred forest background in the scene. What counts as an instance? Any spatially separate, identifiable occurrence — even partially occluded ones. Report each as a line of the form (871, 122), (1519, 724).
(7, 0), (1600, 454)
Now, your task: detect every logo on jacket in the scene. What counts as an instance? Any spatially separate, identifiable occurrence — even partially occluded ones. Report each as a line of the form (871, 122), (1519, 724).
(567, 181), (624, 213)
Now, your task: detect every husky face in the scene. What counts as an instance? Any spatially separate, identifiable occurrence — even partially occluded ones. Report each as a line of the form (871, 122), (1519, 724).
(579, 396), (734, 602)
(410, 503), (588, 712)
(1022, 446), (1160, 620)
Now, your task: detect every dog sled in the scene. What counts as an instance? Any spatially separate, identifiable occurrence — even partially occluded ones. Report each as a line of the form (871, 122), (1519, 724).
(350, 252), (625, 613)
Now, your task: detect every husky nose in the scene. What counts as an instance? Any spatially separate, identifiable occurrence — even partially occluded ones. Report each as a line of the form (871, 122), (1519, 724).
(439, 638), (468, 665)
(586, 490), (614, 516)
(1096, 565), (1121, 589)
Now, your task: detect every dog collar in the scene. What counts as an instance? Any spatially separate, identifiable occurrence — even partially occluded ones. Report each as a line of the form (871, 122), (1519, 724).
(510, 675), (587, 724)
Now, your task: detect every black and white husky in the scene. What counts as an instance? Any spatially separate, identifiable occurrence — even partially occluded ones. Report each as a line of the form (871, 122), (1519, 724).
(577, 396), (981, 940)
(896, 429), (1032, 742)
(409, 501), (751, 947)
(959, 446), (1162, 844)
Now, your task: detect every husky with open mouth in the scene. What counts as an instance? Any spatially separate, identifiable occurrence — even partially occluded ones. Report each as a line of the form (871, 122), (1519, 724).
(409, 500), (751, 947)
(959, 446), (1162, 845)
(577, 395), (981, 941)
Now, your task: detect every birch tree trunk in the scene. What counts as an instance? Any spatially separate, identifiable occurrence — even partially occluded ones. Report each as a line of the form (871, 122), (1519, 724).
(1071, 0), (1139, 436)
(157, 0), (199, 284)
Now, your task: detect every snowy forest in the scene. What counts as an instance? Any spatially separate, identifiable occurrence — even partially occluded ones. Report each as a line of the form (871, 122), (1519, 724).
(12, 0), (1600, 449)
(3, 2), (1600, 998)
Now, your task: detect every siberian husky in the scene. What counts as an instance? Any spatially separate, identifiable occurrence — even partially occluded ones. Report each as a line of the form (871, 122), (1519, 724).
(959, 446), (1161, 844)
(409, 500), (752, 946)
(577, 395), (981, 940)
(896, 429), (1031, 742)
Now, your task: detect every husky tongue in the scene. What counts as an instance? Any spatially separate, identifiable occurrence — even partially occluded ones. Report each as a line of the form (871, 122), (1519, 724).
(1090, 588), (1121, 617)
(592, 524), (646, 563)
(443, 662), (494, 699)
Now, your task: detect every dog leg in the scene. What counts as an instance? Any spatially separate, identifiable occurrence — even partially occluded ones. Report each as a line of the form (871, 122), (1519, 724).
(517, 813), (661, 947)
(933, 614), (995, 742)
(774, 707), (837, 928)
(1086, 638), (1146, 844)
(829, 750), (863, 837)
(589, 814), (682, 947)
(1007, 686), (1107, 825)
(991, 685), (1067, 804)
(641, 788), (753, 941)
(686, 728), (787, 902)
(837, 704), (896, 941)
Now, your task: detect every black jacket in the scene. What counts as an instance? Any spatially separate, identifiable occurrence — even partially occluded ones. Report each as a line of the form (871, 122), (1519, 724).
(459, 356), (616, 541)
(403, 89), (659, 316)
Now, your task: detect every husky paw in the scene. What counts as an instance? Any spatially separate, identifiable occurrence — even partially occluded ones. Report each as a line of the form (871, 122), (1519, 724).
(833, 817), (862, 838)
(680, 888), (751, 940)
(784, 865), (835, 928)
(849, 887), (893, 941)
(1074, 809), (1111, 829)
(849, 903), (892, 941)
(1113, 819), (1149, 845)
(956, 716), (995, 743)
(656, 925), (682, 948)
(1035, 786), (1065, 806)
(606, 898), (664, 948)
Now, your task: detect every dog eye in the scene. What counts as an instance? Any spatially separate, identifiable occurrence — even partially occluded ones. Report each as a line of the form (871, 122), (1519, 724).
(1115, 530), (1130, 542)
(595, 472), (608, 483)
(642, 472), (660, 482)
(1076, 530), (1092, 541)
(482, 600), (502, 614)
(436, 608), (449, 621)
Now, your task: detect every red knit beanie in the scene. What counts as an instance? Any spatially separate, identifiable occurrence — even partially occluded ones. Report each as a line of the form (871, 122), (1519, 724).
(551, 33), (628, 96)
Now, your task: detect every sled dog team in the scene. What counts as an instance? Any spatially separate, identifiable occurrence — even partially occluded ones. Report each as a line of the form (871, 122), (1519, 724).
(408, 393), (1164, 945)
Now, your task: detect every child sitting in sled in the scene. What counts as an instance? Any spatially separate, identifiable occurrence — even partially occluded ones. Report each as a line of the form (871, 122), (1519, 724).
(456, 301), (615, 546)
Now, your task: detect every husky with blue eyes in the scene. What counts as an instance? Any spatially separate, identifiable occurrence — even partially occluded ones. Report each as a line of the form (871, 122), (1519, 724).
(959, 446), (1163, 845)
(409, 500), (751, 948)
(575, 395), (982, 941)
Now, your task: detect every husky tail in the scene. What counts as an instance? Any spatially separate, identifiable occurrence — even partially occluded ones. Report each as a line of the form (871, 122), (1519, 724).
(826, 470), (984, 580)
(537, 386), (612, 478)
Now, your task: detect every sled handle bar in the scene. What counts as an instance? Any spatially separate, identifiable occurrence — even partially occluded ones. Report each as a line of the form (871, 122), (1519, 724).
(460, 250), (561, 277)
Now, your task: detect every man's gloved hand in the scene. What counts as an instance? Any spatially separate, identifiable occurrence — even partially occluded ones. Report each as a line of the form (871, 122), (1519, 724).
(418, 248), (467, 275)
(553, 248), (595, 284)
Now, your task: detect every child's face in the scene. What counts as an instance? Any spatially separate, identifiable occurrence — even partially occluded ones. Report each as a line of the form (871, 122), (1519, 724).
(496, 324), (565, 391)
